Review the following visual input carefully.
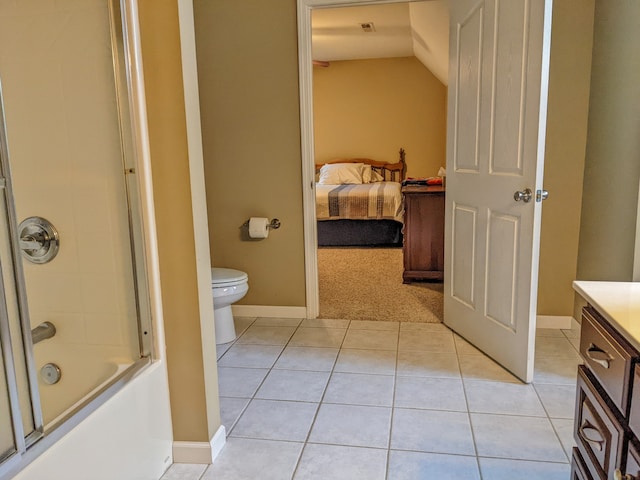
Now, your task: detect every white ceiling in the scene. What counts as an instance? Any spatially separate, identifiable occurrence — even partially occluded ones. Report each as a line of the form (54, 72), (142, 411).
(311, 1), (450, 85)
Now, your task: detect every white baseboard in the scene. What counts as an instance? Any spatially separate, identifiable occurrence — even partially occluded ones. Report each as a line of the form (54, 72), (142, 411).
(172, 425), (226, 464)
(536, 315), (573, 329)
(210, 425), (226, 463)
(232, 305), (307, 318)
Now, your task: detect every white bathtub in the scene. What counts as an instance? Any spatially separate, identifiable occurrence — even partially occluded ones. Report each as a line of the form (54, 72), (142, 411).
(35, 345), (135, 428)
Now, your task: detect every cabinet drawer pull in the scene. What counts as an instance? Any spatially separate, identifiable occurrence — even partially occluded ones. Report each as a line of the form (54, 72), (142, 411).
(587, 343), (612, 369)
(578, 419), (605, 451)
(614, 469), (636, 480)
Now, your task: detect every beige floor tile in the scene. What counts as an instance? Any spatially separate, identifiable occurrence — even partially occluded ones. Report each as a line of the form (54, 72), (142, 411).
(395, 377), (467, 412)
(334, 348), (397, 375)
(478, 457), (571, 480)
(534, 384), (577, 418)
(294, 444), (387, 480)
(219, 396), (250, 431)
(391, 408), (475, 455)
(217, 367), (269, 398)
(342, 329), (399, 351)
(550, 417), (575, 460)
(308, 403), (392, 448)
(324, 372), (395, 407)
(464, 380), (546, 416)
(349, 320), (400, 331)
(273, 346), (339, 372)
(160, 463), (208, 480)
(396, 350), (460, 378)
(217, 344), (284, 369)
(288, 327), (347, 348)
(453, 334), (483, 355)
(471, 413), (567, 462)
(388, 450), (481, 480)
(201, 438), (303, 480)
(255, 369), (330, 402)
(458, 355), (520, 383)
(535, 336), (582, 358)
(230, 399), (318, 442)
(400, 322), (452, 334)
(533, 355), (580, 385)
(236, 325), (296, 346)
(398, 330), (455, 353)
(536, 328), (566, 337)
(233, 317), (256, 336)
(301, 318), (350, 328)
(253, 317), (303, 327)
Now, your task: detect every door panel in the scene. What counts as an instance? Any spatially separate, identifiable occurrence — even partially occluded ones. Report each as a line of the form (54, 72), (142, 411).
(445, 0), (551, 382)
(451, 203), (477, 307)
(485, 211), (518, 330)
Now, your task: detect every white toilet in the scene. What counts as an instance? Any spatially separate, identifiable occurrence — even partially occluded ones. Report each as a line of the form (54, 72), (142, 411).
(211, 267), (249, 344)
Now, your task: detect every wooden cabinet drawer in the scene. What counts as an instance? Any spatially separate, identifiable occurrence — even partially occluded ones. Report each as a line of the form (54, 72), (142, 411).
(630, 365), (640, 438)
(581, 306), (637, 416)
(624, 438), (640, 479)
(572, 447), (596, 480)
(575, 365), (624, 480)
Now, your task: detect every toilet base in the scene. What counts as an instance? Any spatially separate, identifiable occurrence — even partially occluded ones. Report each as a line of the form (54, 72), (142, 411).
(214, 305), (237, 345)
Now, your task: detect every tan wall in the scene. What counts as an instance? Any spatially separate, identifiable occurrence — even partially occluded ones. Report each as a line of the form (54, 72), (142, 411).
(536, 0), (594, 316)
(576, 0), (640, 282)
(139, 0), (217, 442)
(194, 0), (306, 307)
(313, 57), (447, 178)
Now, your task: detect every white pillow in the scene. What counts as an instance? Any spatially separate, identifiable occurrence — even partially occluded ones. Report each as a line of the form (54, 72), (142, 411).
(318, 163), (364, 184)
(362, 166), (384, 183)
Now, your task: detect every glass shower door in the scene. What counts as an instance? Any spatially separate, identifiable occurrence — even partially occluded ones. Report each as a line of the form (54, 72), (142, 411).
(0, 81), (42, 475)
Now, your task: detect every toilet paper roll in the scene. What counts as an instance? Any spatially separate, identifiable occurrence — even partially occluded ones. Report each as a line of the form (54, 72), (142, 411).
(248, 217), (269, 239)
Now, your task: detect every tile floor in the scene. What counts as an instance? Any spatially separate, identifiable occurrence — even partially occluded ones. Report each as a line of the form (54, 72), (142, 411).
(160, 317), (582, 480)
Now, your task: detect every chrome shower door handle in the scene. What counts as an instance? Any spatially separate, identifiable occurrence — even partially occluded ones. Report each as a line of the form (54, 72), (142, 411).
(514, 188), (533, 203)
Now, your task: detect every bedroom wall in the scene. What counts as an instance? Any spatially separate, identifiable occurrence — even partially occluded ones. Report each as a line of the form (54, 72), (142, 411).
(194, 0), (306, 307)
(313, 57), (447, 178)
(536, 0), (594, 316)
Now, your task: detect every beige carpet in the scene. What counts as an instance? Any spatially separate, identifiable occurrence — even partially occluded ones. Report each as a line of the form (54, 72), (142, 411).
(318, 248), (443, 323)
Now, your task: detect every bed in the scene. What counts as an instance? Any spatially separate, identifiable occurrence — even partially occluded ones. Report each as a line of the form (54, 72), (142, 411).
(315, 149), (407, 247)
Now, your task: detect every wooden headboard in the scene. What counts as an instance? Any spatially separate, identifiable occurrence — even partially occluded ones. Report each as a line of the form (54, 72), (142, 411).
(315, 148), (407, 183)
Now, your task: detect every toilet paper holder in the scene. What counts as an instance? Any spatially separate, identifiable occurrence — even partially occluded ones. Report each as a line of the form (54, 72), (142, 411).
(242, 218), (281, 230)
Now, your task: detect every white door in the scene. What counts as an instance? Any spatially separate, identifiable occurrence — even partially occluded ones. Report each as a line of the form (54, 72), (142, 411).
(444, 0), (552, 383)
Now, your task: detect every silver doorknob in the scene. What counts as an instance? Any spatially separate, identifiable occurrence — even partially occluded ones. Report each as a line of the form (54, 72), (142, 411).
(536, 189), (549, 202)
(514, 188), (532, 203)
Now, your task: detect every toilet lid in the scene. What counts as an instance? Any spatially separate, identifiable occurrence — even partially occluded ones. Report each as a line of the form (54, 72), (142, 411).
(211, 267), (248, 287)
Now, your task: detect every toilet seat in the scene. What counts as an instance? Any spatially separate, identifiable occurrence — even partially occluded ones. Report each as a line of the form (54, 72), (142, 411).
(211, 267), (248, 288)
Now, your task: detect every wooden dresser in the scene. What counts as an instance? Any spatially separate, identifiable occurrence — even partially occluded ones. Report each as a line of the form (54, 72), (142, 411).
(572, 281), (640, 480)
(401, 185), (445, 283)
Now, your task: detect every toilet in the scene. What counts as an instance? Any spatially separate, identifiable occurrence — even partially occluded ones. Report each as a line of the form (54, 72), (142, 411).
(211, 267), (249, 344)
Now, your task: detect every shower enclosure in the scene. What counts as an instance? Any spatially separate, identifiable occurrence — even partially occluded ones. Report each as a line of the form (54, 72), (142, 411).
(0, 0), (152, 475)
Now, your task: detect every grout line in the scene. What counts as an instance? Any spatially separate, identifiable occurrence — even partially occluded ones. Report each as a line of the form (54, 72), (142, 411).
(290, 318), (351, 479)
(385, 320), (401, 480)
(212, 320), (578, 479)
(454, 329), (483, 479)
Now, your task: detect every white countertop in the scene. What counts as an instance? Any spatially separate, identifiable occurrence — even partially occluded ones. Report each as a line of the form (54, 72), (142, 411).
(573, 281), (640, 349)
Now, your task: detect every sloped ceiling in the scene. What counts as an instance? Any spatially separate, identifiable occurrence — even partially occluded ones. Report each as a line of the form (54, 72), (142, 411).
(312, 1), (449, 85)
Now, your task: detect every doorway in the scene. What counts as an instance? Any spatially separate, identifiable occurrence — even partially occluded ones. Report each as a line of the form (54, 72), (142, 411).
(305, 1), (449, 322)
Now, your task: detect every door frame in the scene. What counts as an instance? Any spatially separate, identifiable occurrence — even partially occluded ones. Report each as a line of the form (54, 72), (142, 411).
(297, 0), (432, 318)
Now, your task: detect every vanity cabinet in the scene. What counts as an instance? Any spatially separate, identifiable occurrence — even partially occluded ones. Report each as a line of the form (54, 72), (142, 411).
(401, 185), (445, 283)
(571, 305), (640, 480)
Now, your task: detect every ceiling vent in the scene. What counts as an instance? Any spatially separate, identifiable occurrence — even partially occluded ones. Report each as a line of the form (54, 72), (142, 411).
(359, 22), (376, 33)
